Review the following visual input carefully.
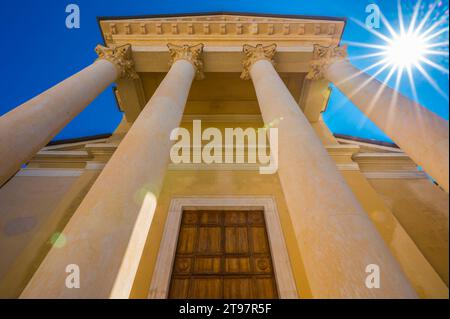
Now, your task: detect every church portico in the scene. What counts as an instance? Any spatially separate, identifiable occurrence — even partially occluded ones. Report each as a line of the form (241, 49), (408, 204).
(0, 13), (448, 299)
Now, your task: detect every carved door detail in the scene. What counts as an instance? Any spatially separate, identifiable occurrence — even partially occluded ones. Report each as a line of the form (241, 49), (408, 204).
(168, 210), (278, 299)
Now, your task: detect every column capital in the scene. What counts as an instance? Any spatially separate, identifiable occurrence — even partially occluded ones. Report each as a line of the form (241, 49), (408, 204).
(306, 44), (348, 80)
(95, 44), (138, 80)
(167, 43), (204, 79)
(240, 43), (277, 80)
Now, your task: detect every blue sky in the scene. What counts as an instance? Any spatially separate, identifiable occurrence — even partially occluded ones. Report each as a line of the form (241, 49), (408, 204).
(0, 0), (448, 142)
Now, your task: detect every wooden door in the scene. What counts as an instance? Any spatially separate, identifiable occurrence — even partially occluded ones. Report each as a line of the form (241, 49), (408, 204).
(168, 210), (278, 299)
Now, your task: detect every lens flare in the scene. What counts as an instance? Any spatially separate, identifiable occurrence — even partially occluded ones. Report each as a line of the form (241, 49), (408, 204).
(49, 232), (66, 248)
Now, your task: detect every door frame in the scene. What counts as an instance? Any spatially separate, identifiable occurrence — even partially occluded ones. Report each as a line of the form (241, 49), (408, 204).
(147, 196), (298, 299)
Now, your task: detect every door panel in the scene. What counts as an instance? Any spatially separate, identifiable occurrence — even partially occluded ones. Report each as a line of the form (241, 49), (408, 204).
(197, 227), (222, 253)
(223, 277), (254, 298)
(251, 227), (270, 253)
(194, 257), (221, 273)
(168, 210), (278, 299)
(170, 278), (190, 299)
(255, 277), (278, 298)
(225, 257), (251, 273)
(225, 227), (249, 253)
(190, 278), (222, 299)
(176, 227), (197, 254)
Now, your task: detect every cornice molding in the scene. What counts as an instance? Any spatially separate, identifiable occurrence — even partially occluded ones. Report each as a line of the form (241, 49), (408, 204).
(181, 114), (263, 123)
(30, 141), (421, 178)
(353, 152), (424, 179)
(363, 171), (427, 179)
(167, 162), (359, 171)
(16, 168), (84, 177)
(100, 16), (344, 42)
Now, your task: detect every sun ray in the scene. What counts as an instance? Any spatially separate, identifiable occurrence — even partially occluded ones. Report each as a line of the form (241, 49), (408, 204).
(413, 0), (438, 36)
(419, 56), (449, 74)
(392, 67), (404, 108)
(347, 51), (388, 61)
(424, 41), (450, 49)
(342, 40), (388, 50)
(424, 49), (449, 56)
(419, 10), (449, 39)
(350, 17), (394, 44)
(394, 66), (405, 95)
(346, 62), (391, 101)
(407, 0), (422, 35)
(379, 11), (400, 39)
(406, 66), (419, 103)
(414, 62), (449, 100)
(384, 67), (405, 133)
(406, 65), (427, 132)
(334, 59), (389, 87)
(397, 0), (406, 35)
(357, 65), (398, 129)
(422, 27), (449, 42)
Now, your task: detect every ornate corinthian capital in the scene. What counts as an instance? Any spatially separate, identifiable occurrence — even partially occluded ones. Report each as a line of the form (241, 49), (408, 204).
(167, 43), (205, 79)
(306, 44), (348, 80)
(95, 44), (138, 80)
(240, 44), (277, 80)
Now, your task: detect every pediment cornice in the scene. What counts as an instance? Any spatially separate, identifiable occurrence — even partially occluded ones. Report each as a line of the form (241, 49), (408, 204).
(98, 13), (345, 46)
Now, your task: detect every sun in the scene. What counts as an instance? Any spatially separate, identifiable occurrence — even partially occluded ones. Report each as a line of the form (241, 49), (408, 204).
(384, 32), (428, 69)
(345, 0), (449, 100)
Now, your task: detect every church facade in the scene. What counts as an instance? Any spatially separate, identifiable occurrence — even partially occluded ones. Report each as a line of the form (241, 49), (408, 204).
(0, 13), (448, 299)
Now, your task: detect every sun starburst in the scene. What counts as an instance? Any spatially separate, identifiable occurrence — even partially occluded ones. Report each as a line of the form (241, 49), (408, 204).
(345, 0), (449, 102)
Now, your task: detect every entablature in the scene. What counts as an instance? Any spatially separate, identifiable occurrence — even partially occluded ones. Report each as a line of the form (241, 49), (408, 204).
(98, 13), (345, 74)
(99, 13), (345, 47)
(97, 13), (345, 124)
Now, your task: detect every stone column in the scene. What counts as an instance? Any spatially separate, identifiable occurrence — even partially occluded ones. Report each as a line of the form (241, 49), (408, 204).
(242, 44), (416, 298)
(20, 44), (204, 298)
(0, 44), (137, 187)
(308, 45), (449, 192)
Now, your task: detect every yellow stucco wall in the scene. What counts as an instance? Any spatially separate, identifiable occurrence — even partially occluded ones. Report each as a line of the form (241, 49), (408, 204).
(341, 171), (448, 298)
(0, 171), (100, 298)
(368, 178), (449, 286)
(0, 175), (76, 297)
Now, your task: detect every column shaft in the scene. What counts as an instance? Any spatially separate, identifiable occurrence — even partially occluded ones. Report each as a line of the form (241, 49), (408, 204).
(20, 58), (196, 298)
(249, 58), (416, 298)
(0, 60), (117, 186)
(326, 59), (449, 192)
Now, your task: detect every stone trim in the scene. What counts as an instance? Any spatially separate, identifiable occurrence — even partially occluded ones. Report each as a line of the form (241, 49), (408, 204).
(15, 168), (84, 177)
(363, 171), (428, 179)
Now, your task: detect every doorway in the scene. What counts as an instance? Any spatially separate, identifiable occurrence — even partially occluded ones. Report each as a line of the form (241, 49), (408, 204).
(148, 197), (298, 299)
(168, 210), (278, 298)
